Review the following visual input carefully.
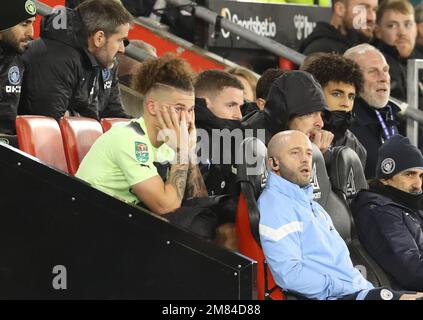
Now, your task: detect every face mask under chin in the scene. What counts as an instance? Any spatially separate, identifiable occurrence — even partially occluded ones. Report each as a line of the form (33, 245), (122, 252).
(323, 110), (352, 139)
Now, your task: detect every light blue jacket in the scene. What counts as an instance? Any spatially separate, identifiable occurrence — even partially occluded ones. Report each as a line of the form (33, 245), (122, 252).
(258, 172), (374, 300)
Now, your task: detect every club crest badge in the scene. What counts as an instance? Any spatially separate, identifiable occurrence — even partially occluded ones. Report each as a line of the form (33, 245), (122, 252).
(380, 289), (394, 300)
(135, 142), (149, 163)
(102, 69), (111, 81)
(25, 0), (37, 15)
(381, 158), (395, 175)
(8, 66), (20, 85)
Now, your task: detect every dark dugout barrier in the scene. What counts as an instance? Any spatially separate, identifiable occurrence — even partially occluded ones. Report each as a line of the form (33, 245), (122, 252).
(0, 144), (256, 299)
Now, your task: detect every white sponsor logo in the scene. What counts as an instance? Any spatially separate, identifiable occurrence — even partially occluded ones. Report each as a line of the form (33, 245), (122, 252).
(219, 7), (277, 39)
(346, 168), (357, 197)
(311, 163), (321, 200)
(104, 81), (112, 89)
(6, 86), (21, 93)
(293, 15), (316, 41)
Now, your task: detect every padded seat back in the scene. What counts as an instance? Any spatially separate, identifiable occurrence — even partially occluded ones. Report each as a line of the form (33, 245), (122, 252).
(330, 146), (368, 204)
(59, 117), (103, 175)
(16, 115), (68, 172)
(236, 137), (283, 300)
(100, 118), (131, 132)
(311, 144), (352, 244)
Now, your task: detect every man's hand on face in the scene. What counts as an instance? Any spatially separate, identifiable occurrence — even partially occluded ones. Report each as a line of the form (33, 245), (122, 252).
(156, 105), (190, 162)
(310, 129), (334, 154)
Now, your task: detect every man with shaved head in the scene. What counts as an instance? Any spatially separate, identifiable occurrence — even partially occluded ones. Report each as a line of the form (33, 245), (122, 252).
(258, 130), (423, 300)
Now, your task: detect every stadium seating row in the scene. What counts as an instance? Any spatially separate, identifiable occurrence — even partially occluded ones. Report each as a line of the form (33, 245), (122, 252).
(15, 116), (130, 175)
(10, 116), (394, 300)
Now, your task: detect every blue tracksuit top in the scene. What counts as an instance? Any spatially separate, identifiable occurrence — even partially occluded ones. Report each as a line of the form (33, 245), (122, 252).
(258, 171), (374, 300)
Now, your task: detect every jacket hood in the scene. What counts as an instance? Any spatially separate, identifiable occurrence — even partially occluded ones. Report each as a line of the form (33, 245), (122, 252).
(263, 70), (327, 136)
(41, 7), (87, 51)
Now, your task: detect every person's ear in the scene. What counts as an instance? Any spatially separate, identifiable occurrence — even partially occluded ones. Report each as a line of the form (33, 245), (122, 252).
(380, 178), (389, 186)
(203, 97), (213, 109)
(256, 98), (266, 110)
(268, 157), (279, 173)
(92, 30), (106, 48)
(334, 1), (346, 18)
(145, 99), (157, 116)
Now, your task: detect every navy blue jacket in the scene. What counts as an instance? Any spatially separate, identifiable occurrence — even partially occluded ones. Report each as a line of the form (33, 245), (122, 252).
(0, 42), (24, 134)
(352, 188), (423, 291)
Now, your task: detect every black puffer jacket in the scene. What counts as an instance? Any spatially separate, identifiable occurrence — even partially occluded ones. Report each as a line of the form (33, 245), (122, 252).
(19, 8), (127, 120)
(0, 42), (24, 134)
(243, 70), (327, 144)
(351, 182), (423, 291)
(299, 22), (370, 55)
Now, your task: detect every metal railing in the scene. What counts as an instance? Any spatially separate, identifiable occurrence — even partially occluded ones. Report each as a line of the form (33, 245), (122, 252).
(35, 0), (423, 145)
(164, 0), (306, 65)
(405, 59), (423, 146)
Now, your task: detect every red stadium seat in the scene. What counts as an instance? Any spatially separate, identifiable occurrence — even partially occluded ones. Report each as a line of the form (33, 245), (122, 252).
(59, 117), (103, 175)
(279, 57), (296, 71)
(236, 190), (284, 300)
(100, 118), (130, 132)
(16, 115), (69, 173)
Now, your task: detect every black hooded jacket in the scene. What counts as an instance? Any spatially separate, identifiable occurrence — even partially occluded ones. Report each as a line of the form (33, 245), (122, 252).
(195, 98), (242, 198)
(0, 42), (24, 134)
(19, 8), (127, 120)
(243, 71), (327, 144)
(351, 181), (423, 291)
(299, 22), (370, 55)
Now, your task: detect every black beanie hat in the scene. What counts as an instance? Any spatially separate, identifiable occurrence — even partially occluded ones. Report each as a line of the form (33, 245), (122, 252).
(376, 135), (423, 179)
(263, 71), (327, 135)
(0, 0), (37, 32)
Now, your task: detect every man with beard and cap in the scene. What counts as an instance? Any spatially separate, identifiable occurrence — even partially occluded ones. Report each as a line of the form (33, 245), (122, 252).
(300, 0), (377, 55)
(351, 135), (423, 291)
(344, 44), (400, 179)
(373, 0), (420, 103)
(303, 53), (367, 169)
(194, 69), (244, 250)
(0, 0), (36, 141)
(245, 70), (334, 155)
(19, 0), (132, 121)
(259, 130), (423, 300)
